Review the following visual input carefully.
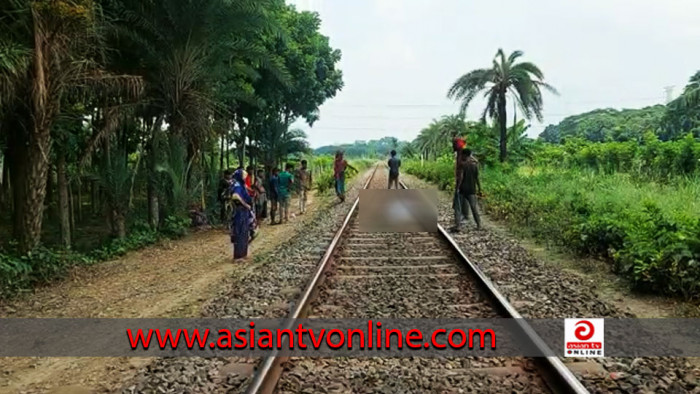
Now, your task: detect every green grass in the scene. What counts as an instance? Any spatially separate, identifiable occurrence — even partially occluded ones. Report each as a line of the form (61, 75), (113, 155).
(405, 158), (700, 299)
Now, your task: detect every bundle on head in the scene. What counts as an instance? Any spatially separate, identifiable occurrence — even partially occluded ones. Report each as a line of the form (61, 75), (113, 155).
(452, 137), (466, 152)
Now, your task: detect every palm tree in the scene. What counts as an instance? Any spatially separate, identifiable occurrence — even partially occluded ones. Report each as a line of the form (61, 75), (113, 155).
(1, 0), (141, 252)
(438, 114), (467, 140)
(447, 49), (556, 162)
(679, 72), (700, 107)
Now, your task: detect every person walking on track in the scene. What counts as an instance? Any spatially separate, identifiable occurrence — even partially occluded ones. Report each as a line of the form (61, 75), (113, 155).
(297, 160), (312, 214)
(387, 150), (401, 189)
(278, 163), (294, 223)
(333, 151), (356, 202)
(451, 148), (482, 232)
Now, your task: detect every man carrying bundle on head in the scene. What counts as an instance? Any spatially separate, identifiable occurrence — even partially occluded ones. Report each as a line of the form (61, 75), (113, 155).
(451, 148), (482, 232)
(451, 137), (467, 226)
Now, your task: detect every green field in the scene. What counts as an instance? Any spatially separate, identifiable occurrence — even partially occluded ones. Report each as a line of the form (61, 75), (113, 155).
(405, 150), (700, 299)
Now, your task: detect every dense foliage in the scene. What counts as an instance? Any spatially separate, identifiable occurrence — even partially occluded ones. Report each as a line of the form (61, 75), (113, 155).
(314, 137), (400, 158)
(535, 133), (700, 177)
(0, 0), (343, 295)
(539, 106), (667, 143)
(405, 138), (700, 298)
(540, 72), (700, 143)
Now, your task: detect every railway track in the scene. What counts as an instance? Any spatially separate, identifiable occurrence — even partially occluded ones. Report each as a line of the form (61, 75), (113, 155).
(245, 166), (589, 394)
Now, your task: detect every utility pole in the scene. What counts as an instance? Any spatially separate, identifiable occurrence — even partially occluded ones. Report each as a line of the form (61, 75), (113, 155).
(664, 86), (675, 104)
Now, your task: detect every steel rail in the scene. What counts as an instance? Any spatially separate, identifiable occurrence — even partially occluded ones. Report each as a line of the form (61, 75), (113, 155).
(245, 164), (588, 394)
(398, 179), (589, 394)
(245, 165), (379, 394)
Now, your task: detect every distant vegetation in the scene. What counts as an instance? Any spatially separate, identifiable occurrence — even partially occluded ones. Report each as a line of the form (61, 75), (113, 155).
(541, 71), (700, 143)
(314, 137), (404, 158)
(540, 106), (666, 143)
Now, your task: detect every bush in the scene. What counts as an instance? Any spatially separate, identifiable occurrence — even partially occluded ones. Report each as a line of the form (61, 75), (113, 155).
(406, 158), (700, 299)
(313, 158), (375, 194)
(161, 215), (190, 238)
(534, 134), (700, 178)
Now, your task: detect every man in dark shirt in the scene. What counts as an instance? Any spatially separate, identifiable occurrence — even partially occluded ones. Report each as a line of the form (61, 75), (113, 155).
(269, 168), (281, 225)
(278, 164), (294, 223)
(387, 150), (401, 189)
(451, 149), (482, 232)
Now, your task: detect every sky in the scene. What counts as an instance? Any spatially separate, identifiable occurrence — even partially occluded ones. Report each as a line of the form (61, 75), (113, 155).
(288, 0), (700, 148)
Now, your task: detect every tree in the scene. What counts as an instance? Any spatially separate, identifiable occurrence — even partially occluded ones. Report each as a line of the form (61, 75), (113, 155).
(540, 106), (666, 143)
(241, 4), (343, 166)
(664, 71), (700, 140)
(1, 0), (140, 252)
(0, 0), (343, 258)
(447, 49), (556, 162)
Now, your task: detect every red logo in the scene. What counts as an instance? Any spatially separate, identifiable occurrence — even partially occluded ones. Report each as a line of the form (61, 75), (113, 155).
(574, 320), (595, 341)
(565, 319), (603, 357)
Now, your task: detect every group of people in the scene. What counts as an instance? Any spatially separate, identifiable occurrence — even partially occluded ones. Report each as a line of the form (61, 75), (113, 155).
(217, 144), (480, 260)
(218, 160), (313, 261)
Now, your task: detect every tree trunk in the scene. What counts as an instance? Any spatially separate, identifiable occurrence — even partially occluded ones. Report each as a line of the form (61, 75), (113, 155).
(13, 126), (52, 253)
(237, 145), (245, 169)
(10, 16), (57, 253)
(91, 180), (97, 214)
(69, 180), (75, 235)
(226, 127), (230, 169)
(235, 116), (246, 168)
(46, 163), (55, 220)
(76, 179), (82, 222)
(1, 148), (11, 211)
(57, 150), (71, 248)
(146, 117), (162, 229)
(111, 209), (126, 239)
(219, 133), (224, 171)
(498, 93), (508, 162)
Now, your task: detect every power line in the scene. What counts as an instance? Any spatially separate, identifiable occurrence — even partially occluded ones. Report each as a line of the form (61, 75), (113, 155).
(322, 96), (665, 108)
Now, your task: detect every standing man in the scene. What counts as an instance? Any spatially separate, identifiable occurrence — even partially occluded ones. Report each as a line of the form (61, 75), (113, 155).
(333, 151), (357, 203)
(452, 137), (467, 225)
(278, 163), (295, 223)
(451, 149), (482, 232)
(296, 160), (312, 214)
(387, 150), (401, 189)
(269, 168), (280, 225)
